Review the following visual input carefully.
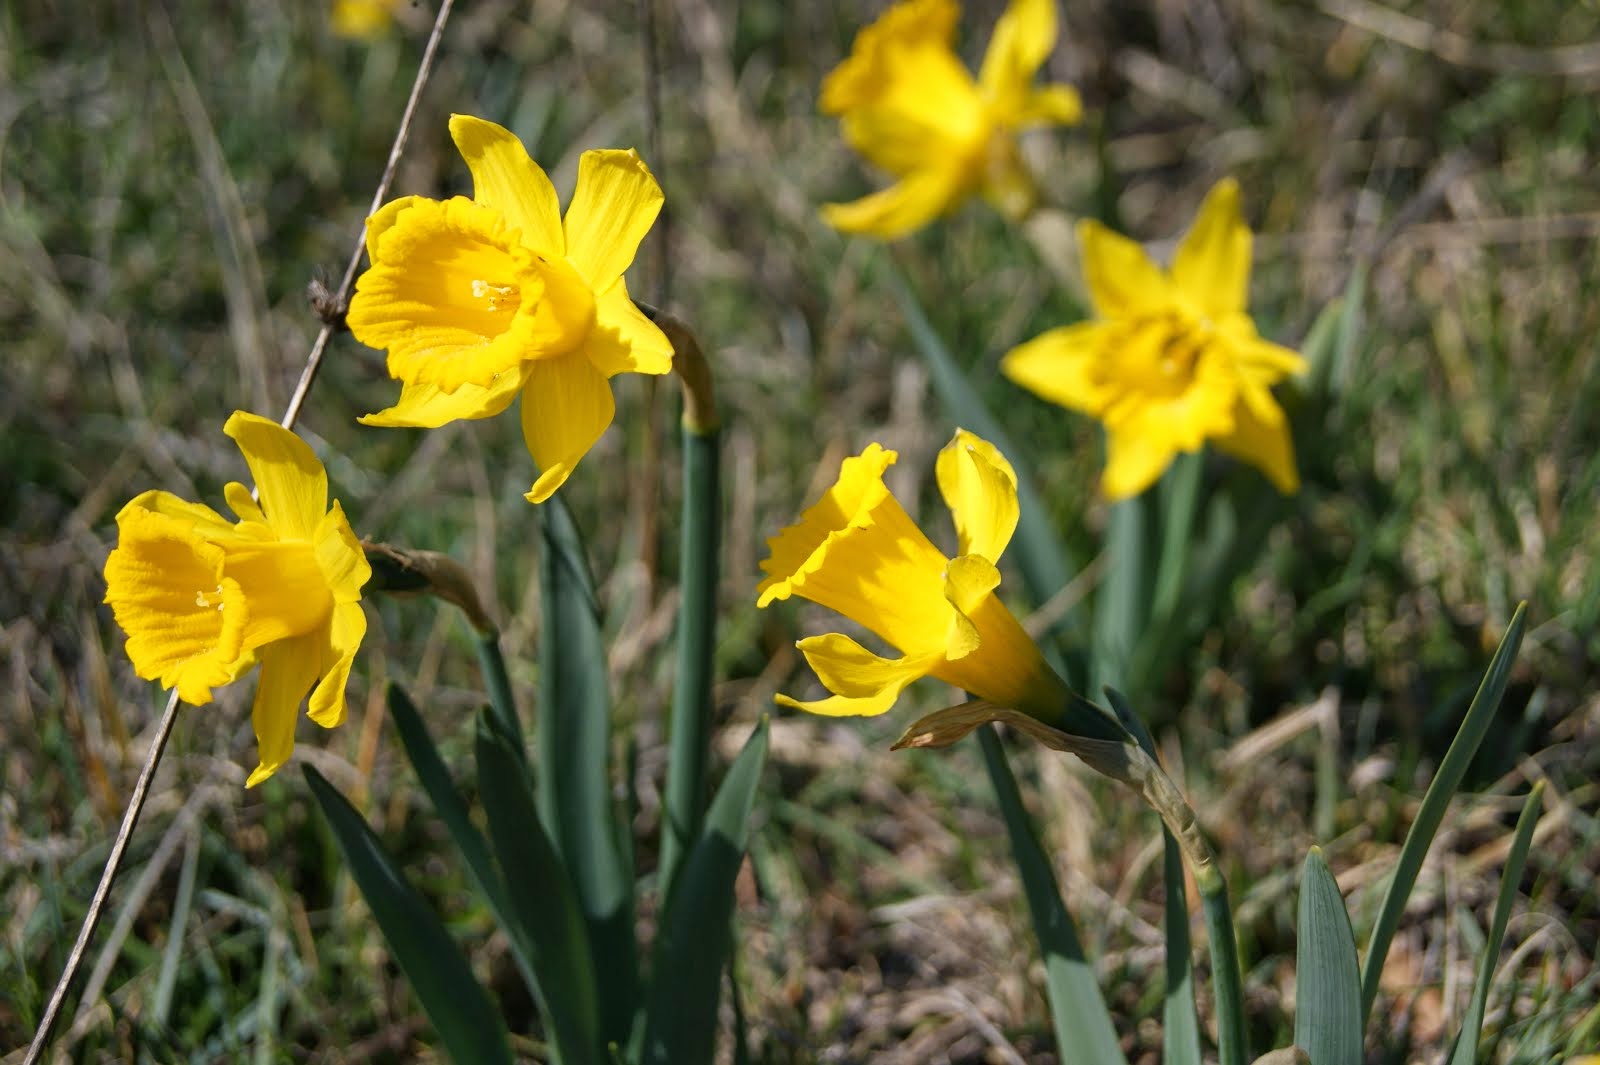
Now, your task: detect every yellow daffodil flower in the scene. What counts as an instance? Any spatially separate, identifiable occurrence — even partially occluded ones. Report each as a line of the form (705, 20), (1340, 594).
(103, 412), (371, 787)
(332, 0), (401, 39)
(1002, 179), (1307, 500)
(348, 115), (674, 503)
(757, 429), (1071, 723)
(820, 0), (1082, 239)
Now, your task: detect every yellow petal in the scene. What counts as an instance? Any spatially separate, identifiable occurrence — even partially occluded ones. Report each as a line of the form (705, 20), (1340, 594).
(245, 632), (323, 787)
(757, 444), (897, 607)
(775, 633), (942, 717)
(837, 52), (989, 176)
(978, 0), (1058, 113)
(584, 278), (674, 378)
(448, 114), (565, 257)
(314, 501), (372, 604)
(757, 445), (957, 656)
(121, 489), (238, 541)
(1171, 178), (1251, 319)
(1078, 219), (1173, 320)
(363, 195), (429, 263)
(308, 601), (367, 728)
(359, 366), (530, 428)
(935, 429), (1020, 563)
(1101, 426), (1180, 501)
(820, 0), (961, 114)
(1001, 321), (1112, 414)
(561, 149), (663, 291)
(224, 482), (267, 526)
(1214, 387), (1300, 494)
(1017, 84), (1082, 126)
(519, 353), (616, 503)
(820, 165), (967, 239)
(103, 506), (252, 705)
(347, 197), (552, 391)
(224, 412), (327, 541)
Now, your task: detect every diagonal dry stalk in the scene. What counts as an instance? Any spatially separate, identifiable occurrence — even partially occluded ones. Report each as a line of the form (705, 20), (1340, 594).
(23, 3), (458, 1060)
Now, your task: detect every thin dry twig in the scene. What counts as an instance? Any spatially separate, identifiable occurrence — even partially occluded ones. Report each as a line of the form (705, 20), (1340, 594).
(22, 4), (458, 1060)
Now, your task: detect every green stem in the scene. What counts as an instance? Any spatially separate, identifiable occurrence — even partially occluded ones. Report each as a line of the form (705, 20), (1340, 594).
(473, 628), (524, 759)
(1197, 863), (1247, 1065)
(659, 421), (721, 900)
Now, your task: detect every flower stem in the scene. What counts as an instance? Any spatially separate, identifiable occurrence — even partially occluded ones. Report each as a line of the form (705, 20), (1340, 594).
(657, 316), (721, 900)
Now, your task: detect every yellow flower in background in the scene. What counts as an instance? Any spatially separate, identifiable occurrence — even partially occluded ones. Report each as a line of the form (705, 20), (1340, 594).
(103, 413), (371, 787)
(332, 0), (401, 39)
(1002, 179), (1306, 500)
(757, 430), (1072, 722)
(820, 0), (1081, 239)
(348, 115), (674, 503)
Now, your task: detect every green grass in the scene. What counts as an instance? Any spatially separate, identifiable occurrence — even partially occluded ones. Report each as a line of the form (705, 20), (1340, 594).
(4, 0), (1599, 1060)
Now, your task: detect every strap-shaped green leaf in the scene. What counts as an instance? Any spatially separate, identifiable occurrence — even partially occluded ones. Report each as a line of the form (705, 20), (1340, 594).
(643, 718), (769, 1065)
(386, 684), (551, 1000)
(303, 766), (513, 1065)
(1360, 603), (1528, 1021)
(476, 710), (602, 1065)
(1094, 491), (1151, 695)
(537, 494), (636, 1040)
(977, 726), (1128, 1065)
(1447, 782), (1544, 1065)
(660, 423), (722, 899)
(1295, 848), (1362, 1065)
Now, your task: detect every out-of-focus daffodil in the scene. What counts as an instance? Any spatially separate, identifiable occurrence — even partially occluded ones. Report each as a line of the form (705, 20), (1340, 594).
(820, 0), (1081, 239)
(348, 115), (673, 503)
(757, 429), (1072, 723)
(103, 413), (371, 787)
(332, 0), (401, 39)
(1002, 179), (1306, 500)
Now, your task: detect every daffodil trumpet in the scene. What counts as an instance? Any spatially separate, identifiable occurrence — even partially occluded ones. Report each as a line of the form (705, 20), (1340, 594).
(102, 412), (371, 786)
(1003, 178), (1307, 500)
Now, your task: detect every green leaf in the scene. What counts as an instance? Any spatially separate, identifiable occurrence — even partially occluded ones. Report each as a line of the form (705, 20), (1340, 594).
(387, 683), (552, 1001)
(1093, 491), (1152, 695)
(537, 494), (636, 1040)
(643, 718), (769, 1065)
(303, 766), (514, 1065)
(660, 423), (722, 899)
(476, 709), (602, 1065)
(1447, 782), (1544, 1065)
(1294, 848), (1363, 1065)
(1360, 602), (1528, 1021)
(475, 628), (524, 755)
(977, 726), (1127, 1065)
(883, 261), (1084, 659)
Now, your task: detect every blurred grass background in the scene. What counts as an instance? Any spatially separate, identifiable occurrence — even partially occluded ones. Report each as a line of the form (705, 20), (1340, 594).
(3, 0), (1599, 1060)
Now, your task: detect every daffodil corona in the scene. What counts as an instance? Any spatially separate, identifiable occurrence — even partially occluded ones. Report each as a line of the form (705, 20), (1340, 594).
(348, 115), (674, 503)
(1002, 179), (1307, 500)
(103, 413), (371, 787)
(820, 0), (1081, 239)
(757, 430), (1071, 724)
